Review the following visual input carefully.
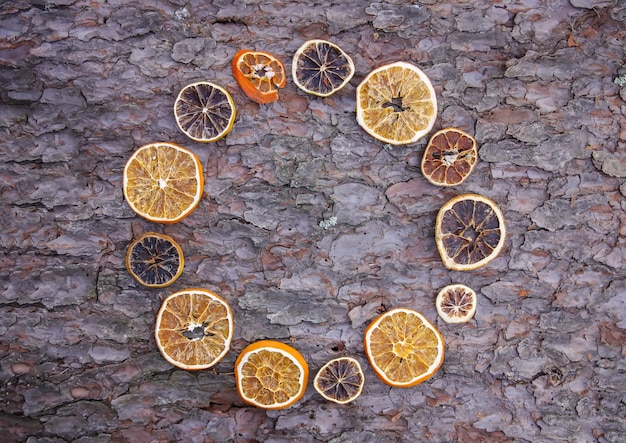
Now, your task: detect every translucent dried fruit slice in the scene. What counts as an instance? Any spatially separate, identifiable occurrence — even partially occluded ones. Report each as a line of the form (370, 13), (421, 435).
(123, 142), (204, 224)
(126, 232), (184, 288)
(235, 340), (308, 410)
(435, 194), (506, 271)
(356, 61), (437, 145)
(314, 357), (364, 404)
(174, 81), (236, 142)
(292, 39), (355, 97)
(364, 308), (444, 388)
(155, 288), (234, 370)
(435, 284), (477, 323)
(232, 49), (286, 104)
(422, 128), (478, 186)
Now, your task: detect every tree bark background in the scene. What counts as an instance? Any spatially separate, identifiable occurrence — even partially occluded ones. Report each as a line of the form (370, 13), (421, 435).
(1, 0), (625, 442)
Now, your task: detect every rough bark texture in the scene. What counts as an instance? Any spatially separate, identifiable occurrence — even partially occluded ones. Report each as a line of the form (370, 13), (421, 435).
(1, 0), (625, 442)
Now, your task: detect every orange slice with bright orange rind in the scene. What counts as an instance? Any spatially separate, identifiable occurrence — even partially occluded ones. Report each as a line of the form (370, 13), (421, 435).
(292, 39), (355, 97)
(123, 142), (204, 224)
(174, 81), (236, 142)
(235, 340), (309, 410)
(232, 49), (286, 104)
(126, 232), (184, 288)
(364, 307), (444, 388)
(422, 128), (478, 186)
(356, 61), (437, 145)
(155, 288), (234, 370)
(314, 357), (364, 404)
(435, 194), (506, 271)
(435, 284), (477, 324)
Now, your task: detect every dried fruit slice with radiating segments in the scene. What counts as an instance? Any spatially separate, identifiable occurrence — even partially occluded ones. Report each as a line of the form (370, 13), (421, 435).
(422, 128), (478, 186)
(436, 284), (477, 324)
(435, 194), (506, 271)
(364, 308), (444, 388)
(123, 142), (204, 224)
(356, 61), (437, 145)
(314, 357), (364, 404)
(174, 81), (236, 142)
(126, 232), (184, 288)
(232, 49), (286, 104)
(292, 39), (355, 97)
(155, 288), (234, 370)
(235, 340), (309, 410)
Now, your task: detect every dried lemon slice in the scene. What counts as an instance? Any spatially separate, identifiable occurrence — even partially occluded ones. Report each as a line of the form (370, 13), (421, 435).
(126, 232), (184, 288)
(435, 284), (477, 323)
(314, 357), (364, 404)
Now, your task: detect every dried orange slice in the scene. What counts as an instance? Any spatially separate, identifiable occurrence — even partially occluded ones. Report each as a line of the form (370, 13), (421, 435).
(126, 232), (184, 288)
(123, 142), (204, 224)
(174, 81), (236, 142)
(235, 340), (308, 410)
(364, 308), (444, 388)
(232, 49), (286, 104)
(155, 288), (234, 370)
(314, 357), (364, 404)
(435, 194), (506, 271)
(356, 61), (437, 145)
(422, 128), (478, 186)
(292, 39), (355, 97)
(435, 284), (477, 324)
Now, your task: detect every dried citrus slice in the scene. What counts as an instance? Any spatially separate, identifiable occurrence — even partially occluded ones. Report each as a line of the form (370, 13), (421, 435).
(292, 39), (355, 97)
(123, 142), (204, 224)
(235, 340), (308, 410)
(232, 49), (286, 104)
(356, 61), (437, 145)
(435, 284), (477, 323)
(364, 307), (444, 388)
(155, 288), (234, 370)
(126, 232), (184, 288)
(435, 194), (506, 271)
(314, 357), (364, 404)
(174, 81), (236, 142)
(422, 128), (478, 186)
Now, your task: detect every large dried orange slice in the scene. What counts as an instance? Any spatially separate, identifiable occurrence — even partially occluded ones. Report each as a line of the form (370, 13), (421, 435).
(435, 194), (506, 271)
(422, 128), (478, 186)
(123, 142), (204, 224)
(174, 81), (236, 142)
(126, 232), (184, 288)
(232, 49), (286, 104)
(364, 308), (444, 388)
(155, 288), (234, 370)
(292, 39), (355, 97)
(356, 61), (437, 145)
(314, 357), (364, 404)
(235, 340), (308, 410)
(435, 284), (477, 324)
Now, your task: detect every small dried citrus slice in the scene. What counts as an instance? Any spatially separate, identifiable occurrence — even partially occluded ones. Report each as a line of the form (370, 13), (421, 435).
(123, 142), (204, 224)
(232, 49), (286, 104)
(364, 308), (444, 388)
(356, 61), (437, 145)
(235, 340), (309, 410)
(435, 284), (477, 324)
(292, 39), (355, 97)
(155, 288), (234, 370)
(435, 194), (506, 271)
(422, 128), (478, 186)
(126, 232), (184, 288)
(174, 81), (236, 142)
(314, 357), (364, 404)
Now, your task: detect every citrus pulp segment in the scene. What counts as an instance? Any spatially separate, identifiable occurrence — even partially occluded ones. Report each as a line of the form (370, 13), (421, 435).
(155, 288), (234, 370)
(232, 49), (286, 104)
(422, 128), (478, 186)
(122, 142), (204, 224)
(435, 284), (477, 323)
(314, 357), (364, 404)
(356, 61), (437, 145)
(126, 232), (184, 288)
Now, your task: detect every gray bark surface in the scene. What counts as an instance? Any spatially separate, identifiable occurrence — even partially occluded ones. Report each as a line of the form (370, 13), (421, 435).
(1, 0), (625, 441)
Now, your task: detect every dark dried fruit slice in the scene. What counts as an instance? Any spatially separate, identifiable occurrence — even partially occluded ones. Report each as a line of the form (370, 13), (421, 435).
(126, 232), (184, 287)
(292, 39), (355, 97)
(435, 284), (477, 323)
(435, 194), (506, 271)
(314, 357), (364, 404)
(422, 128), (478, 186)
